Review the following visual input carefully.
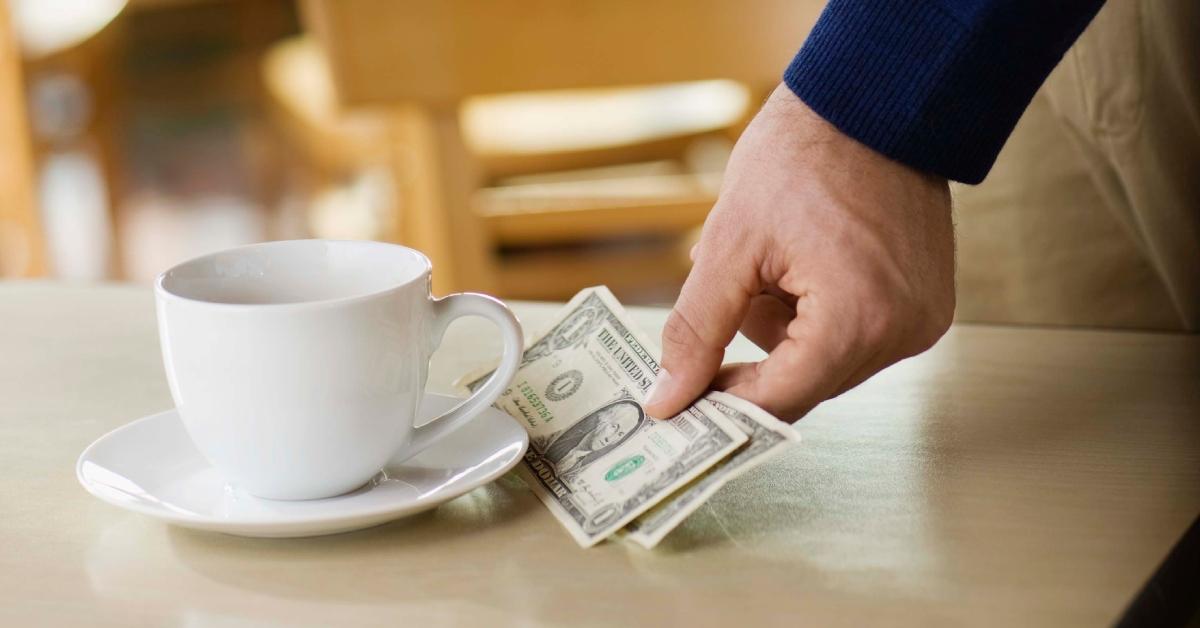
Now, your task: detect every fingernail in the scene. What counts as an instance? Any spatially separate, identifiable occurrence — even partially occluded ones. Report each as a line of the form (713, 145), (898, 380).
(644, 368), (674, 419)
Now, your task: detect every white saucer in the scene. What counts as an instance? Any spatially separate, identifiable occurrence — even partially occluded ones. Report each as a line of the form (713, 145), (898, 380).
(77, 393), (528, 538)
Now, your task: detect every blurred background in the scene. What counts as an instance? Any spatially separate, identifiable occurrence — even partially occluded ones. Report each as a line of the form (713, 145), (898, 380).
(0, 0), (1190, 327)
(1, 0), (780, 305)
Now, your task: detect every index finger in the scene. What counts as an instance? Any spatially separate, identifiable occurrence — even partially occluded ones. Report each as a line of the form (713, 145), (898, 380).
(643, 235), (758, 419)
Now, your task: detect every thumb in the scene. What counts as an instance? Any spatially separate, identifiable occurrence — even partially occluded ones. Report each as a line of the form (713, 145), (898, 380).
(644, 241), (756, 419)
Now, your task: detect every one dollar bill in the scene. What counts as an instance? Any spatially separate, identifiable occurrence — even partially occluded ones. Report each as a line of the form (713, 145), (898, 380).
(459, 287), (750, 547)
(459, 287), (801, 547)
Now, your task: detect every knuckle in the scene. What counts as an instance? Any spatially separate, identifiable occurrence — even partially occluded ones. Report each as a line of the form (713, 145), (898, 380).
(931, 299), (955, 336)
(860, 307), (898, 347)
(850, 281), (951, 358)
(911, 324), (944, 354)
(905, 298), (954, 354)
(922, 297), (956, 347)
(848, 283), (900, 350)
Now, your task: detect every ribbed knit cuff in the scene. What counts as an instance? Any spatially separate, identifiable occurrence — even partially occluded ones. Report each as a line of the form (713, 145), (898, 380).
(784, 0), (1101, 184)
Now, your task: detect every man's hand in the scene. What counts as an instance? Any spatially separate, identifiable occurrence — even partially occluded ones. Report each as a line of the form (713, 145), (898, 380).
(643, 84), (956, 422)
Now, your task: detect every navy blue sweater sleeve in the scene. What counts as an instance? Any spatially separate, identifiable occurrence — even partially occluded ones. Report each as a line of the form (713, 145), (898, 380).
(783, 0), (1105, 184)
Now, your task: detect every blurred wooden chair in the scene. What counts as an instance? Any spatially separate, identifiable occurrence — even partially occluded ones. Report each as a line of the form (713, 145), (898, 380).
(262, 36), (390, 188)
(262, 35), (395, 241)
(302, 0), (818, 297)
(0, 0), (45, 277)
(266, 36), (743, 255)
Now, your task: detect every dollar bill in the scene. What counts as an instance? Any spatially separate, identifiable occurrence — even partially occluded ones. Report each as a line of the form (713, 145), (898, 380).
(458, 286), (749, 547)
(622, 391), (800, 549)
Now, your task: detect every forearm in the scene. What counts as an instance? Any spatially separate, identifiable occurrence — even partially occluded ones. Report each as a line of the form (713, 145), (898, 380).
(784, 0), (1105, 184)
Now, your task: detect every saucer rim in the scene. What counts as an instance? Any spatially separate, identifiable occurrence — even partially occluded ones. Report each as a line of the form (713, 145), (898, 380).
(76, 393), (528, 533)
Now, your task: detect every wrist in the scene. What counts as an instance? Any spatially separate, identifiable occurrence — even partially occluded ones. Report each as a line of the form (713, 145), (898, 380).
(761, 84), (949, 195)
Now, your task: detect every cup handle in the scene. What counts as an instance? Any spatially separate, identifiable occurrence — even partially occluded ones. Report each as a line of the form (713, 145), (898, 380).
(401, 292), (524, 457)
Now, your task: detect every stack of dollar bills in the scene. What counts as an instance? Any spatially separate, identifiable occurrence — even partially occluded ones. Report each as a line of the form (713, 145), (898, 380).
(457, 286), (799, 548)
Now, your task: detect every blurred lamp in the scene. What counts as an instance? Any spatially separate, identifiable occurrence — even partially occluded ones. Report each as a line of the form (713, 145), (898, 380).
(10, 0), (125, 59)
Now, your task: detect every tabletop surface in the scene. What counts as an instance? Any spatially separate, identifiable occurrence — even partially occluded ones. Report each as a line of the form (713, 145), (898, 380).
(2, 282), (1198, 627)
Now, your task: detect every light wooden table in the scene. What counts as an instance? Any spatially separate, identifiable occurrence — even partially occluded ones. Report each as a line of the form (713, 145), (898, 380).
(2, 282), (1198, 626)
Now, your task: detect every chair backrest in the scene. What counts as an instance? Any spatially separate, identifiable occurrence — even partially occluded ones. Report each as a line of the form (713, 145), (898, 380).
(302, 0), (821, 106)
(0, 1), (47, 277)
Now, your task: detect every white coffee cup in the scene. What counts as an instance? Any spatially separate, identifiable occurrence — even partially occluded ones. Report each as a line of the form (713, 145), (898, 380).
(155, 239), (523, 500)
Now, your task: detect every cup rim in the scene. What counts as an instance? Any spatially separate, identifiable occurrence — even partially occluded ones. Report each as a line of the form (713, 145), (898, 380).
(154, 239), (433, 310)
